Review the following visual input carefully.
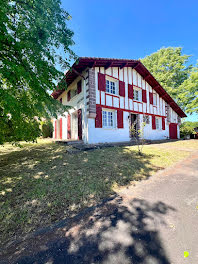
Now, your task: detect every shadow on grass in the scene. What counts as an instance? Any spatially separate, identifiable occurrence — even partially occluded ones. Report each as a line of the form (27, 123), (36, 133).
(11, 197), (175, 264)
(0, 144), (163, 248)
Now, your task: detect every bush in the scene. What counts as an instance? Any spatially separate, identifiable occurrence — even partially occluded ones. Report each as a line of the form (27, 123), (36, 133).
(41, 120), (53, 138)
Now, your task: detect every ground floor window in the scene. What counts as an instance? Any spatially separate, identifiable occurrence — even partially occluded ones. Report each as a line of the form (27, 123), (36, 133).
(156, 117), (161, 130)
(102, 109), (116, 128)
(143, 115), (150, 124)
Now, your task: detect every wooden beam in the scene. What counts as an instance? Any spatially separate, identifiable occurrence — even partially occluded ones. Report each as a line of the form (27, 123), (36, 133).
(132, 63), (139, 69)
(120, 63), (127, 69)
(104, 62), (113, 70)
(71, 67), (86, 80)
(89, 61), (96, 68)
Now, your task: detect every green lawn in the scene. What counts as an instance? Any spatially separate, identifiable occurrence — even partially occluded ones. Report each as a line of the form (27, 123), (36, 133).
(0, 139), (196, 247)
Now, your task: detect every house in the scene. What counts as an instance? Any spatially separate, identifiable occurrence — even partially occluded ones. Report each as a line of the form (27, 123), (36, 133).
(51, 57), (186, 144)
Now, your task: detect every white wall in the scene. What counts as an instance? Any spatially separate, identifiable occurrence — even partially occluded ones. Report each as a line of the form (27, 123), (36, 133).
(88, 111), (130, 144)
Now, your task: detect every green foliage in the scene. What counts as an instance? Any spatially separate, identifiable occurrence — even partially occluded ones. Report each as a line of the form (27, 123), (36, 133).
(141, 47), (198, 113)
(41, 120), (53, 138)
(0, 0), (77, 144)
(180, 121), (198, 138)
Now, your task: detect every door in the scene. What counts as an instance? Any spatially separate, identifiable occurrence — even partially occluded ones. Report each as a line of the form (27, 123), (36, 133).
(130, 114), (137, 138)
(169, 123), (177, 139)
(78, 109), (82, 140)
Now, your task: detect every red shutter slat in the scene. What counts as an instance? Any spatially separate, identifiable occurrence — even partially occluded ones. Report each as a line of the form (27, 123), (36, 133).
(149, 92), (153, 104)
(152, 116), (156, 130)
(55, 120), (57, 139)
(67, 90), (71, 101)
(95, 105), (102, 128)
(77, 80), (82, 94)
(128, 84), (133, 99)
(162, 117), (165, 130)
(98, 73), (106, 91)
(142, 90), (147, 103)
(67, 114), (71, 139)
(60, 118), (62, 139)
(119, 81), (125, 97)
(117, 109), (124, 128)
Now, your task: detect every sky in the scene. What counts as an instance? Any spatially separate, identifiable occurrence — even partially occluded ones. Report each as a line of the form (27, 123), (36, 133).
(62, 0), (198, 121)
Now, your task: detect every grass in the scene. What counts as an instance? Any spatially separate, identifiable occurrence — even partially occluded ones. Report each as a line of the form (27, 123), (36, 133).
(0, 139), (196, 247)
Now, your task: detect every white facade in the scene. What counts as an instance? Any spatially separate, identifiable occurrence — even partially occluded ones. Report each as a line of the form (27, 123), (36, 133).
(53, 63), (182, 144)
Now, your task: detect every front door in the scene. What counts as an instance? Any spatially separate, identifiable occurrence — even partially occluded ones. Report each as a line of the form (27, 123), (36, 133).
(130, 114), (138, 138)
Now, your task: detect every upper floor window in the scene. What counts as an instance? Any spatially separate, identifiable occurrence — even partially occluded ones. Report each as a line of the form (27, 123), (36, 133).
(153, 93), (157, 106)
(106, 79), (116, 95)
(102, 109), (116, 128)
(133, 88), (142, 101)
(156, 117), (161, 130)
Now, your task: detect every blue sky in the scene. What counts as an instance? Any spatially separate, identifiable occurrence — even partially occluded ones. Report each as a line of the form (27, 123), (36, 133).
(62, 0), (198, 121)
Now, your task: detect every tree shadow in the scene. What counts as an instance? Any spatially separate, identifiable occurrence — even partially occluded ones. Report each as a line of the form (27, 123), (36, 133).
(0, 144), (165, 249)
(11, 197), (176, 264)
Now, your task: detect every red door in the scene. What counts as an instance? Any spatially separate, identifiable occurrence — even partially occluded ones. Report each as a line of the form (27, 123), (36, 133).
(78, 109), (82, 140)
(67, 115), (71, 139)
(169, 123), (177, 139)
(59, 118), (62, 140)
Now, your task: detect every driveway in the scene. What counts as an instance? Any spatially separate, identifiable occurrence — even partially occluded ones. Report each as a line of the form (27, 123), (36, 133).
(1, 152), (198, 264)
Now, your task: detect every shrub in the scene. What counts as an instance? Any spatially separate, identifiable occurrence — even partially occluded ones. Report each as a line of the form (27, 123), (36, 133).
(41, 120), (53, 138)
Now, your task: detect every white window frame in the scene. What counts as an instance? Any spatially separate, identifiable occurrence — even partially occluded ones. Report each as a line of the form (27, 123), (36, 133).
(156, 117), (161, 130)
(153, 93), (157, 106)
(102, 109), (116, 129)
(105, 77), (118, 95)
(133, 87), (142, 102)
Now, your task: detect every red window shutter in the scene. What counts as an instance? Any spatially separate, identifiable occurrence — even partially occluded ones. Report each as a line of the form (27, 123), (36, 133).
(60, 118), (62, 139)
(78, 109), (82, 140)
(142, 90), (147, 103)
(67, 90), (71, 101)
(119, 81), (125, 97)
(152, 116), (156, 130)
(55, 120), (57, 139)
(67, 114), (71, 139)
(77, 80), (82, 94)
(128, 84), (133, 99)
(149, 92), (153, 104)
(95, 105), (102, 128)
(117, 109), (124, 128)
(98, 73), (106, 91)
(162, 117), (165, 130)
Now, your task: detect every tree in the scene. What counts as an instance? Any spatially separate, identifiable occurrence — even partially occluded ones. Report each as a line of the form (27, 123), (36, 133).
(141, 47), (198, 113)
(0, 0), (76, 144)
(180, 121), (198, 138)
(177, 69), (198, 114)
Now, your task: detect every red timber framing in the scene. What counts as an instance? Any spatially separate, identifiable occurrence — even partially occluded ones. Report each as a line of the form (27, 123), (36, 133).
(51, 57), (186, 118)
(96, 104), (166, 118)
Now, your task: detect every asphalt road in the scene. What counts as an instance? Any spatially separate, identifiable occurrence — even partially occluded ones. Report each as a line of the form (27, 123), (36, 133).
(1, 152), (198, 264)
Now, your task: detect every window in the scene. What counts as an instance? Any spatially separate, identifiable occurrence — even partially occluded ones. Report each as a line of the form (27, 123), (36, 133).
(71, 89), (77, 99)
(106, 80), (116, 95)
(156, 117), (161, 130)
(153, 93), (157, 106)
(143, 115), (150, 124)
(102, 109), (116, 128)
(133, 88), (142, 101)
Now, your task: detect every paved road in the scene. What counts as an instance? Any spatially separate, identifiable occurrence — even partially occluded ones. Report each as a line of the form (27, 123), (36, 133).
(1, 152), (198, 264)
